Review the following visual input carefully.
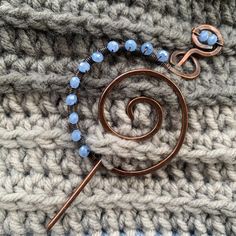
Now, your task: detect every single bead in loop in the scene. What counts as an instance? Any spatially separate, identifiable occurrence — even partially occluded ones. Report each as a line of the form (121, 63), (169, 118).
(66, 94), (77, 106)
(69, 112), (79, 124)
(156, 50), (169, 63)
(71, 130), (81, 142)
(92, 51), (104, 63)
(198, 30), (209, 43)
(207, 33), (218, 46)
(78, 61), (90, 73)
(78, 145), (90, 158)
(107, 41), (119, 52)
(141, 42), (153, 55)
(125, 39), (137, 52)
(70, 76), (80, 89)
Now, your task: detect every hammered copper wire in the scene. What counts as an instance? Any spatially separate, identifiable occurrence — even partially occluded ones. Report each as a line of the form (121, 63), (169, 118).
(47, 158), (102, 231)
(166, 50), (201, 79)
(99, 69), (188, 176)
(99, 73), (164, 142)
(166, 24), (224, 80)
(48, 69), (188, 230)
(47, 24), (224, 231)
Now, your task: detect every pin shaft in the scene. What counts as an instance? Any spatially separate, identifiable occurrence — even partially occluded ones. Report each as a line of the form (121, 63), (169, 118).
(47, 159), (102, 231)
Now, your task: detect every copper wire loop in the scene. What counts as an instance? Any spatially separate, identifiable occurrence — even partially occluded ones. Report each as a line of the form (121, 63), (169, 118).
(98, 69), (188, 176)
(166, 24), (224, 80)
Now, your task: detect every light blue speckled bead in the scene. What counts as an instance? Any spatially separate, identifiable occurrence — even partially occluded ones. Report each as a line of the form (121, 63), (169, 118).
(69, 112), (79, 124)
(66, 94), (77, 106)
(141, 42), (153, 55)
(207, 33), (218, 46)
(78, 61), (90, 73)
(125, 39), (137, 51)
(198, 30), (209, 43)
(156, 50), (169, 63)
(107, 41), (119, 52)
(79, 145), (90, 158)
(70, 76), (80, 89)
(92, 51), (104, 63)
(71, 129), (81, 142)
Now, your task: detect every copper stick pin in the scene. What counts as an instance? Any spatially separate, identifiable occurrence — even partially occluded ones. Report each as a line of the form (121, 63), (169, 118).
(47, 159), (102, 231)
(47, 24), (224, 230)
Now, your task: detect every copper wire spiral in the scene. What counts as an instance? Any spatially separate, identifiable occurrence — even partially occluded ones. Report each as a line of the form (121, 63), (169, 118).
(98, 69), (188, 176)
(99, 74), (164, 142)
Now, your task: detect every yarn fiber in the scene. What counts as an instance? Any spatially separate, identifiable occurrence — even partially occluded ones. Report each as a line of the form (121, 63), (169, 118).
(0, 0), (235, 235)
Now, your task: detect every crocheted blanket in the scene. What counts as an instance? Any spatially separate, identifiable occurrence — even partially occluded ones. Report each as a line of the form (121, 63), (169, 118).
(0, 0), (235, 235)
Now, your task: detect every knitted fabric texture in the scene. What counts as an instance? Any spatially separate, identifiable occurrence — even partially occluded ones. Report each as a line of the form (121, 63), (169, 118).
(0, 0), (236, 235)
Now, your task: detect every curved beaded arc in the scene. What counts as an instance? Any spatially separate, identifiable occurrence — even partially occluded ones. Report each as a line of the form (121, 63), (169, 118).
(66, 40), (172, 158)
(66, 30), (220, 158)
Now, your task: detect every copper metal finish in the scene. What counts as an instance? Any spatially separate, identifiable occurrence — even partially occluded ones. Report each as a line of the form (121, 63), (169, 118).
(98, 69), (188, 176)
(99, 71), (164, 142)
(47, 158), (102, 231)
(167, 24), (224, 79)
(166, 50), (201, 79)
(47, 69), (188, 231)
(47, 24), (224, 231)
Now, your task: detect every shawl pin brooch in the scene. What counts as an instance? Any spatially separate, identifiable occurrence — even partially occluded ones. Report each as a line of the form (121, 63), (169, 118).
(47, 24), (223, 230)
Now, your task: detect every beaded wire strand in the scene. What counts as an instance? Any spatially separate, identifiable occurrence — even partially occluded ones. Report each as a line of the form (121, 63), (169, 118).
(67, 40), (171, 157)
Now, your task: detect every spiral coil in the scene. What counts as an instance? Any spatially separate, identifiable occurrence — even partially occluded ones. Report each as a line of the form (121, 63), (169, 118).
(98, 69), (188, 176)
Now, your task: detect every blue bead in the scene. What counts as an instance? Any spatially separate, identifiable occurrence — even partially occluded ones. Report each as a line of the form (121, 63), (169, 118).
(66, 94), (77, 106)
(156, 50), (169, 63)
(198, 30), (209, 43)
(78, 61), (90, 73)
(69, 112), (79, 124)
(71, 129), (81, 142)
(141, 42), (153, 55)
(79, 145), (90, 158)
(107, 41), (119, 52)
(70, 76), (80, 89)
(207, 33), (218, 46)
(92, 51), (104, 63)
(125, 39), (137, 52)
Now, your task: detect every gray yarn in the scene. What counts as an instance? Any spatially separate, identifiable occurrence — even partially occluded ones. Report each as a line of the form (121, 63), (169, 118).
(0, 0), (236, 235)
